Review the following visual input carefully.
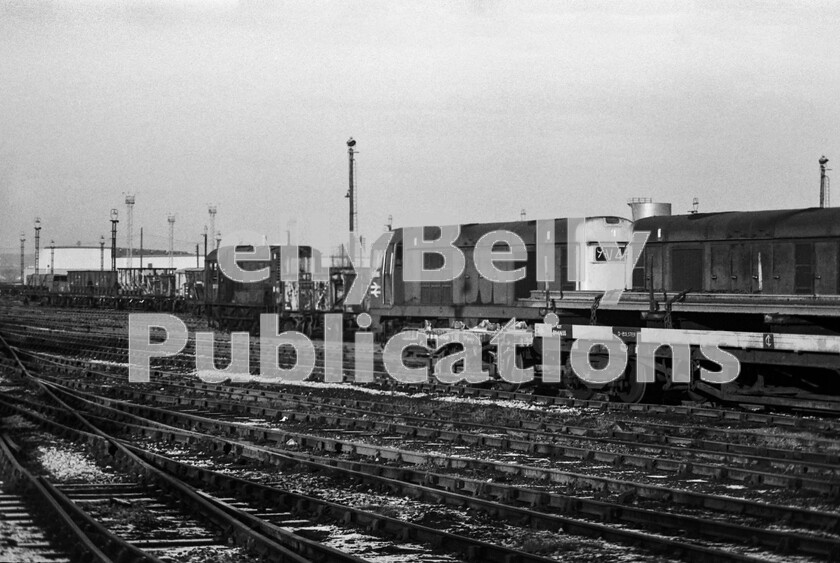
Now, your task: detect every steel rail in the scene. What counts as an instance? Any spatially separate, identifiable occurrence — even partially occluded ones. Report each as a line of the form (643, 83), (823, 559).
(150, 380), (840, 473)
(7, 321), (840, 430)
(1, 392), (775, 563)
(0, 397), (564, 563)
(18, 382), (840, 560)
(0, 433), (158, 563)
(47, 382), (840, 530)
(29, 347), (840, 455)
(48, 377), (839, 495)
(0, 331), (345, 563)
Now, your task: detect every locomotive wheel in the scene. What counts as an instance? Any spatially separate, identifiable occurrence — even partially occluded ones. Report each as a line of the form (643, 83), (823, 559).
(612, 365), (659, 404)
(613, 378), (647, 403)
(561, 356), (603, 400)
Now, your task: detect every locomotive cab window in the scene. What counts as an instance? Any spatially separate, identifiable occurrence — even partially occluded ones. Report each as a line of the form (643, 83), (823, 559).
(593, 243), (628, 262)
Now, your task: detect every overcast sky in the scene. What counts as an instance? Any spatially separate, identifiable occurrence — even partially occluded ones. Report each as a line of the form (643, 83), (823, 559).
(2, 0), (838, 255)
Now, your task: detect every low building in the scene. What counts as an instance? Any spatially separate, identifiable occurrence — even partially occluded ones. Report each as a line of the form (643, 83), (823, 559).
(24, 246), (204, 278)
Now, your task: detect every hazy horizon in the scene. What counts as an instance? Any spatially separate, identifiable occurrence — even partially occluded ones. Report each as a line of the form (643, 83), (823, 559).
(2, 1), (838, 256)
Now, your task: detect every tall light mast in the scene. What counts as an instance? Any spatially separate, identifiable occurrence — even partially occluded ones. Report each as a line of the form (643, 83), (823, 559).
(109, 209), (119, 271)
(33, 218), (41, 274)
(167, 213), (176, 269)
(820, 156), (831, 208)
(208, 205), (217, 250)
(19, 232), (25, 284)
(345, 138), (358, 264)
(125, 194), (135, 267)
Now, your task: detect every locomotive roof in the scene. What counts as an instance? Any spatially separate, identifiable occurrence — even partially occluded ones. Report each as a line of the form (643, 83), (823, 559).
(635, 207), (840, 242)
(390, 217), (628, 246)
(206, 245), (315, 262)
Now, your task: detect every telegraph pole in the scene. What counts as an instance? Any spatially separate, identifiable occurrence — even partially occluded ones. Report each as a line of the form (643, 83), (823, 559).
(49, 240), (55, 274)
(100, 235), (105, 271)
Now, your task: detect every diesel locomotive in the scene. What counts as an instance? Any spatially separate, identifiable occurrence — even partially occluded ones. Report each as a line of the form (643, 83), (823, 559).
(366, 203), (840, 411)
(18, 201), (840, 411)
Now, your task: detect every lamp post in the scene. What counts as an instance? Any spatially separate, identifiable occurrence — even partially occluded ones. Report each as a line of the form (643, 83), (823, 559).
(100, 235), (105, 271)
(345, 138), (357, 262)
(203, 225), (208, 260)
(110, 209), (119, 272)
(49, 240), (55, 274)
(820, 156), (830, 208)
(34, 217), (41, 274)
(215, 230), (221, 251)
(19, 232), (25, 284)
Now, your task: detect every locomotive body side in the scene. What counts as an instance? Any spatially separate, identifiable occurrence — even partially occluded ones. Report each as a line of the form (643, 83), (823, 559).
(205, 245), (346, 334)
(369, 216), (634, 332)
(634, 207), (840, 297)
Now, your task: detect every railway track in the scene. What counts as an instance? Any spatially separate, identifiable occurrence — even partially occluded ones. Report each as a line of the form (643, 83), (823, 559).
(0, 478), (75, 563)
(5, 302), (840, 427)
(5, 357), (840, 560)
(0, 331), (608, 563)
(3, 302), (840, 561)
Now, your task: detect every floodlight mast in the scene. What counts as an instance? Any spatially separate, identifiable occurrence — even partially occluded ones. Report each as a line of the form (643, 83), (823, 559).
(820, 156), (831, 208)
(110, 209), (119, 272)
(208, 205), (217, 250)
(19, 232), (25, 284)
(33, 218), (41, 274)
(167, 213), (176, 269)
(345, 137), (360, 265)
(125, 194), (135, 268)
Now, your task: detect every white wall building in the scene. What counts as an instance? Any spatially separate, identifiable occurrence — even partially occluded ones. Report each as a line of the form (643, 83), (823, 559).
(25, 246), (204, 278)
